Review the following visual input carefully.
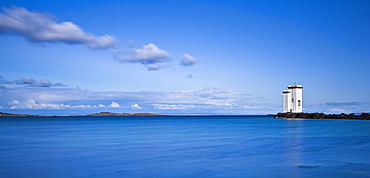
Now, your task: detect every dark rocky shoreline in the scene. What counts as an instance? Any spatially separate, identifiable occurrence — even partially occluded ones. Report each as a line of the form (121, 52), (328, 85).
(273, 112), (370, 120)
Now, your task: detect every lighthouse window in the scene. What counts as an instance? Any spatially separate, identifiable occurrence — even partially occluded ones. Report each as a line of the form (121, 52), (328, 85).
(291, 98), (294, 103)
(298, 100), (301, 106)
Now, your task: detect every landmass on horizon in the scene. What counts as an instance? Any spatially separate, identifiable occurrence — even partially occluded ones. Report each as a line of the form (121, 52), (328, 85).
(0, 112), (166, 117)
(1, 111), (370, 120)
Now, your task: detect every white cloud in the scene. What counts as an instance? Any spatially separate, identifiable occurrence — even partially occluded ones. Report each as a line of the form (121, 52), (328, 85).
(114, 43), (171, 70)
(0, 6), (116, 49)
(10, 100), (20, 105)
(180, 53), (198, 66)
(153, 104), (196, 110)
(108, 101), (121, 108)
(146, 64), (161, 71)
(131, 104), (142, 109)
(98, 104), (106, 108)
(9, 99), (71, 109)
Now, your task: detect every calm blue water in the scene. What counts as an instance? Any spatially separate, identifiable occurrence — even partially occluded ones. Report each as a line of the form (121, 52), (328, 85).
(0, 116), (369, 177)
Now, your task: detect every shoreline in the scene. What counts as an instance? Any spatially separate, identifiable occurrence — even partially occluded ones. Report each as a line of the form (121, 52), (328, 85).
(1, 111), (370, 120)
(273, 112), (370, 120)
(0, 112), (167, 117)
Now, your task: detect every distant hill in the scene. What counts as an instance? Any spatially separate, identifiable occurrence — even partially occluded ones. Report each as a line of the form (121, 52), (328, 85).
(71, 112), (166, 117)
(0, 112), (166, 117)
(0, 112), (39, 117)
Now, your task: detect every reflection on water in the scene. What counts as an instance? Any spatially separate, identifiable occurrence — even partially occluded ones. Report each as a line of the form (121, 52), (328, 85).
(0, 116), (369, 177)
(283, 119), (304, 177)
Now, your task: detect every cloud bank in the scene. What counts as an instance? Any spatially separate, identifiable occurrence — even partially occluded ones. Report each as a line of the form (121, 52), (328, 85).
(8, 100), (124, 110)
(1, 76), (65, 87)
(2, 86), (364, 115)
(326, 102), (362, 106)
(0, 6), (116, 49)
(0, 75), (12, 84)
(0, 87), (276, 115)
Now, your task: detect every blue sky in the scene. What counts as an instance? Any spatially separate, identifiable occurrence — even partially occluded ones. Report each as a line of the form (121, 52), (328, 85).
(0, 0), (369, 115)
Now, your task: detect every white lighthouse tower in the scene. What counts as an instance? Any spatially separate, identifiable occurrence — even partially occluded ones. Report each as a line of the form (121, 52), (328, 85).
(282, 84), (303, 113)
(282, 90), (291, 113)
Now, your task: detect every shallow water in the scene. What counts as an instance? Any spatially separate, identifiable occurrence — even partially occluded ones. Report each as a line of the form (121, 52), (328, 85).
(0, 116), (369, 177)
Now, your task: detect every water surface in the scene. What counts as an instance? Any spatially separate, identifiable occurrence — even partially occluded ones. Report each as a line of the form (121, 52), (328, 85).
(0, 116), (369, 177)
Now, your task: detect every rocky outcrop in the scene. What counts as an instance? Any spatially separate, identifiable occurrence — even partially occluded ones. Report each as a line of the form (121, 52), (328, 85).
(81, 112), (165, 116)
(0, 112), (39, 117)
(273, 112), (370, 120)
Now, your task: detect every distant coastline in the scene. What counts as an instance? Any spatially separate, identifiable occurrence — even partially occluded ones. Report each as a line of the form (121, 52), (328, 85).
(1, 111), (370, 120)
(273, 112), (370, 120)
(0, 112), (166, 117)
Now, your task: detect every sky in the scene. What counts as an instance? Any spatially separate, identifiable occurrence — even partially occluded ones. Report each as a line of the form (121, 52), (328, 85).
(0, 0), (369, 115)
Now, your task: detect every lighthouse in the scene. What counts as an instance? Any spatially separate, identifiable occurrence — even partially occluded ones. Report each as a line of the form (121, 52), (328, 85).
(282, 84), (303, 113)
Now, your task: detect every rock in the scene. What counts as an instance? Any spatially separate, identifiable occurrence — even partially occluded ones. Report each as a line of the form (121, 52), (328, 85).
(273, 112), (370, 120)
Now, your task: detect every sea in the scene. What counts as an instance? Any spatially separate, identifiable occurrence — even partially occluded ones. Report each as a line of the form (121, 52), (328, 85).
(0, 115), (369, 177)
